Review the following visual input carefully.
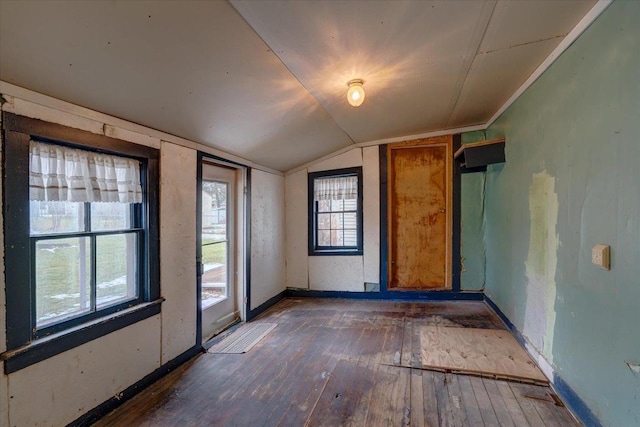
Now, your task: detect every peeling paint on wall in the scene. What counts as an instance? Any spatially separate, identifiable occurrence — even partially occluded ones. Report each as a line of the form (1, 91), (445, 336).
(524, 170), (559, 363)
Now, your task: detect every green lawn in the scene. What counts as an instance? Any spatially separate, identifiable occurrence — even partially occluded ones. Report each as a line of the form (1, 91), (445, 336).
(35, 235), (227, 323)
(202, 238), (227, 265)
(36, 234), (135, 322)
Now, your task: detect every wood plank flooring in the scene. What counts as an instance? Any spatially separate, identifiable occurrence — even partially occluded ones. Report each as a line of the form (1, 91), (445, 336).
(94, 299), (579, 426)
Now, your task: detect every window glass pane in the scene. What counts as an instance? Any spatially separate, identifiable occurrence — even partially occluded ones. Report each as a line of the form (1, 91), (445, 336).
(317, 213), (331, 230)
(331, 230), (344, 246)
(344, 198), (357, 211)
(202, 241), (227, 303)
(344, 229), (357, 246)
(96, 233), (138, 308)
(310, 170), (361, 253)
(344, 212), (357, 229)
(30, 201), (85, 235)
(331, 213), (343, 229)
(91, 203), (131, 231)
(317, 200), (331, 213)
(330, 199), (344, 211)
(318, 230), (330, 247)
(202, 181), (227, 242)
(36, 237), (91, 327)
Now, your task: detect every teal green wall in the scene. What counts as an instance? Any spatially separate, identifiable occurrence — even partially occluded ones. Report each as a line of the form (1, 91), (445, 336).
(460, 131), (487, 290)
(468, 1), (639, 426)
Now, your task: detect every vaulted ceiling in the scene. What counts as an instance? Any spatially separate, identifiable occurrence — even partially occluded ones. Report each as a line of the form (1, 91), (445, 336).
(0, 0), (598, 171)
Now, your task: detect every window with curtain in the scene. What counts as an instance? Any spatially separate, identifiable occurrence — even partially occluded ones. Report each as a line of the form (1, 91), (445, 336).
(29, 140), (144, 329)
(308, 167), (363, 255)
(2, 113), (160, 373)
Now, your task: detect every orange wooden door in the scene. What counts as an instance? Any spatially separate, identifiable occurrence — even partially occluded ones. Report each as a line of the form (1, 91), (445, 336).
(388, 137), (452, 289)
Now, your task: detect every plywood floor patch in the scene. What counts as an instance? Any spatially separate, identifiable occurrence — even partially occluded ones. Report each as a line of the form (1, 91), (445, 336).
(420, 326), (548, 383)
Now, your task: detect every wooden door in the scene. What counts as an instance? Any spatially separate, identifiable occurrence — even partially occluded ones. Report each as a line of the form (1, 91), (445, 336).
(388, 136), (452, 289)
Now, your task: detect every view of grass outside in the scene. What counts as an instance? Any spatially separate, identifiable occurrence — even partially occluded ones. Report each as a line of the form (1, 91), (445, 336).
(36, 238), (91, 324)
(32, 201), (137, 327)
(202, 238), (226, 265)
(36, 234), (137, 325)
(202, 237), (227, 302)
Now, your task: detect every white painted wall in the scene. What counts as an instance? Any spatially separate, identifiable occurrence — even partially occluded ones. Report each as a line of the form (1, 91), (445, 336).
(250, 170), (286, 309)
(284, 169), (309, 289)
(307, 147), (362, 172)
(362, 146), (380, 284)
(8, 316), (161, 426)
(285, 147), (380, 292)
(0, 88), (286, 426)
(308, 257), (364, 291)
(160, 142), (198, 363)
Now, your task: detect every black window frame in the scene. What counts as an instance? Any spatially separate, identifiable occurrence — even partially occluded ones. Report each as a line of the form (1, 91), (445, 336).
(1, 113), (161, 373)
(308, 167), (363, 256)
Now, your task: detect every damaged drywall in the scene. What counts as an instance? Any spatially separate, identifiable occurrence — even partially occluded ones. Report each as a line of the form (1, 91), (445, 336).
(524, 170), (559, 363)
(477, 2), (640, 426)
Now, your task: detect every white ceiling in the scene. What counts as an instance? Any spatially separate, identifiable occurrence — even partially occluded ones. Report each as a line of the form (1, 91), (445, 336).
(0, 0), (598, 171)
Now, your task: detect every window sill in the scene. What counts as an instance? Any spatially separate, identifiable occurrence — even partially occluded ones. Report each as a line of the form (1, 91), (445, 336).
(309, 250), (363, 256)
(1, 298), (164, 374)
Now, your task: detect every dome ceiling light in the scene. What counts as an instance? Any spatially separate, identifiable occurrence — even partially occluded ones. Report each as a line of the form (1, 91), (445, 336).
(346, 79), (365, 107)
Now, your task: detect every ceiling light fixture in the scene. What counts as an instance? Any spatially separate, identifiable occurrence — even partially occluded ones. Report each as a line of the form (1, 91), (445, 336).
(347, 79), (365, 107)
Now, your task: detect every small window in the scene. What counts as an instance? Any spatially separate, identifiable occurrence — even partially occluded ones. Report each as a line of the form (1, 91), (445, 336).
(308, 167), (363, 255)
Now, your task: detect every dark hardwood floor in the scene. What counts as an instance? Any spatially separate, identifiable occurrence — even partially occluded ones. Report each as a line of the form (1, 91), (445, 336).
(94, 298), (579, 426)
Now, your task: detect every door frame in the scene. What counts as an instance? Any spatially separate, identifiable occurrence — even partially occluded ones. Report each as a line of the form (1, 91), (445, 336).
(196, 153), (249, 347)
(380, 134), (462, 293)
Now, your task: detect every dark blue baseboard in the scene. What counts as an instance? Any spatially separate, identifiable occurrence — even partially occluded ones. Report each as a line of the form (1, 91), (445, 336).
(69, 345), (202, 427)
(285, 288), (484, 301)
(483, 295), (603, 427)
(552, 373), (603, 427)
(246, 290), (286, 321)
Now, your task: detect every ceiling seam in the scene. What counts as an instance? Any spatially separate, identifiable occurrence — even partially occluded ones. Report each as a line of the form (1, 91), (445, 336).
(484, 0), (614, 127)
(228, 1), (357, 146)
(444, 0), (498, 129)
(477, 34), (566, 56)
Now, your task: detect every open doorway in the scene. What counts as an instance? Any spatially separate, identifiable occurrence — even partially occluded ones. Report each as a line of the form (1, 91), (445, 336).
(197, 158), (246, 343)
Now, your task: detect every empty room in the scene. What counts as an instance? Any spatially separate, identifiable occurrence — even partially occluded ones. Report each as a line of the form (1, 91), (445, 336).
(0, 1), (638, 426)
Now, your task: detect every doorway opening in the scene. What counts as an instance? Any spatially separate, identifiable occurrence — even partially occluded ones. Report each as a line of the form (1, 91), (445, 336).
(197, 157), (246, 344)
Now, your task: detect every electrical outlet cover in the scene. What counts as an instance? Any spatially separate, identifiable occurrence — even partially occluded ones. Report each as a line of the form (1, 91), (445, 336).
(592, 244), (610, 270)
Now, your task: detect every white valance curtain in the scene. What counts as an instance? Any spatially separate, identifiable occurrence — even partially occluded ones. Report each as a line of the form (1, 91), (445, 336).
(314, 176), (358, 201)
(29, 140), (143, 203)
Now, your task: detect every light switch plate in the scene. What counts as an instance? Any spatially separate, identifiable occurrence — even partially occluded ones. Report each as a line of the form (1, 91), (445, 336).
(592, 244), (610, 270)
